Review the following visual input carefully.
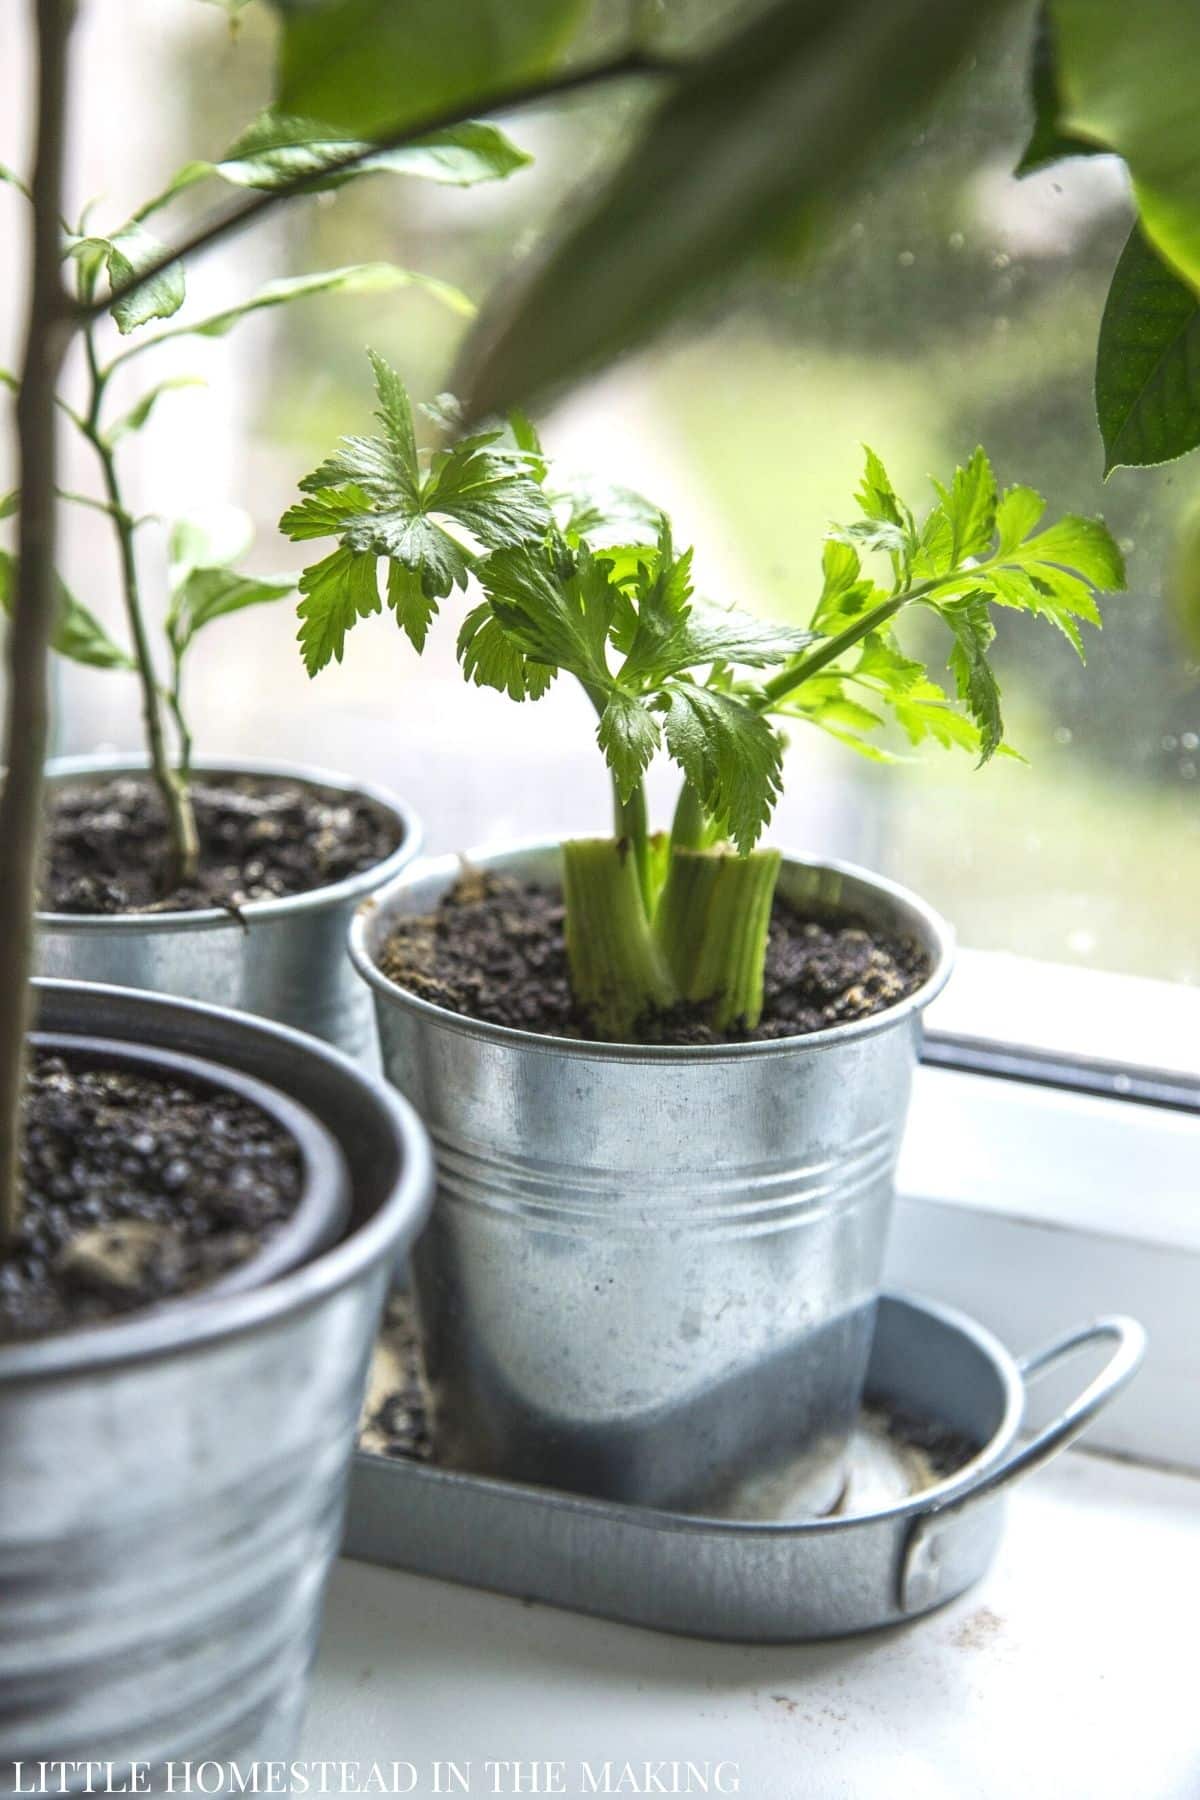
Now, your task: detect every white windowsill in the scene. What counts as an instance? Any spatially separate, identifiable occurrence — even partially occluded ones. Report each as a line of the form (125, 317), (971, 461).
(307, 1449), (1200, 1800)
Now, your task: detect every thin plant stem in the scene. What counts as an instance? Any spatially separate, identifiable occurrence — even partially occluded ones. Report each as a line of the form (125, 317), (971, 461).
(0, 0), (76, 1245)
(81, 322), (199, 884)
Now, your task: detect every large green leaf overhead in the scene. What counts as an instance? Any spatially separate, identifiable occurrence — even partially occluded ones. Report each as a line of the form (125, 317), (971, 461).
(1051, 0), (1200, 295)
(272, 0), (583, 137)
(454, 0), (1017, 420)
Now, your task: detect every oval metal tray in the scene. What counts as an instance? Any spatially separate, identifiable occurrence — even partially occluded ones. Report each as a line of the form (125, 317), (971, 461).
(343, 1292), (1143, 1641)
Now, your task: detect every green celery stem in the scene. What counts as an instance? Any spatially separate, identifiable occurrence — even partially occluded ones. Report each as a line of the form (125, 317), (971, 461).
(656, 846), (782, 1031)
(562, 837), (675, 1041)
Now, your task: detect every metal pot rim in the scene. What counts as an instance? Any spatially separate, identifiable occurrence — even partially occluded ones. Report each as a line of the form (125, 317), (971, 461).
(0, 978), (434, 1387)
(350, 838), (955, 1062)
(37, 754), (422, 933)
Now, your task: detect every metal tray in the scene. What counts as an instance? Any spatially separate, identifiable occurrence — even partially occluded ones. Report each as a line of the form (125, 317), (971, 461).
(345, 1290), (1142, 1641)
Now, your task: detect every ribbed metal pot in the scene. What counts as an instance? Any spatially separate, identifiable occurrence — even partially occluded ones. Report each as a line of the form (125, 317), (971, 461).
(0, 979), (433, 1786)
(36, 756), (422, 1062)
(351, 842), (953, 1514)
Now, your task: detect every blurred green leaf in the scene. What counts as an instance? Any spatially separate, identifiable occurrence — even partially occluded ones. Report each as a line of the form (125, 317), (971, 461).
(140, 264), (473, 352)
(70, 224), (186, 334)
(1096, 226), (1200, 473)
(0, 492), (17, 521)
(168, 507), (256, 589)
(456, 0), (1016, 418)
(0, 162), (30, 200)
(273, 0), (583, 137)
(0, 550), (135, 671)
(136, 115), (529, 222)
(1016, 6), (1102, 175)
(1051, 0), (1200, 292)
(105, 377), (206, 446)
(167, 567), (294, 653)
(0, 369), (16, 392)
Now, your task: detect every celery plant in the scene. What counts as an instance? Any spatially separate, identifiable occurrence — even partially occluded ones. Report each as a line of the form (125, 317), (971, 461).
(285, 357), (1125, 1041)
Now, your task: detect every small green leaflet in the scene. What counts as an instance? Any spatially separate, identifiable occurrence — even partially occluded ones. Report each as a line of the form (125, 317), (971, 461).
(167, 568), (294, 656)
(597, 688), (661, 803)
(1096, 226), (1200, 474)
(457, 601), (555, 701)
(295, 546), (381, 674)
(0, 550), (134, 671)
(139, 265), (473, 356)
(69, 224), (186, 335)
(942, 598), (1003, 762)
(105, 377), (206, 446)
(0, 491), (17, 521)
(662, 681), (783, 855)
(284, 351), (552, 672)
(0, 162), (31, 200)
(478, 542), (615, 688)
(0, 369), (17, 393)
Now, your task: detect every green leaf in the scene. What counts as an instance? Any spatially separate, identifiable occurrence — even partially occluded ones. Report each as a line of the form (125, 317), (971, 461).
(0, 162), (31, 201)
(295, 545), (381, 674)
(274, 0), (583, 138)
(214, 111), (530, 190)
(168, 507), (255, 588)
(164, 264), (474, 344)
(553, 473), (665, 549)
(105, 376), (206, 445)
(168, 567), (293, 653)
(70, 224), (186, 334)
(1010, 515), (1126, 590)
(944, 598), (1003, 763)
(478, 542), (615, 685)
(810, 540), (878, 633)
(0, 491), (17, 522)
(284, 354), (552, 651)
(456, 0), (1011, 418)
(932, 446), (997, 565)
(0, 550), (135, 671)
(1050, 0), (1200, 293)
(0, 369), (17, 392)
(995, 484), (1046, 552)
(1096, 226), (1200, 474)
(386, 559), (438, 652)
(597, 687), (661, 802)
(662, 681), (783, 854)
(457, 600), (556, 700)
(1016, 5), (1103, 175)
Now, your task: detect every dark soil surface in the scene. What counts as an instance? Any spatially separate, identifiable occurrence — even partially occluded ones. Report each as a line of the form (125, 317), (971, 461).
(0, 1051), (303, 1343)
(42, 774), (403, 914)
(379, 868), (929, 1046)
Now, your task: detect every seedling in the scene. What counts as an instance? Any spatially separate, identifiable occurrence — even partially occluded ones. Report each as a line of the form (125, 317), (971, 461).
(285, 356), (1126, 1039)
(0, 117), (527, 887)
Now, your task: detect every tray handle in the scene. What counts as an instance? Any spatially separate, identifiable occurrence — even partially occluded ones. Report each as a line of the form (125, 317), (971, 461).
(899, 1314), (1146, 1615)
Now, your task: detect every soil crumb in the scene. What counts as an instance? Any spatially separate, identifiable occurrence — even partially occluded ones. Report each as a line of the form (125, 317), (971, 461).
(42, 773), (402, 914)
(1, 1050), (302, 1342)
(378, 868), (929, 1046)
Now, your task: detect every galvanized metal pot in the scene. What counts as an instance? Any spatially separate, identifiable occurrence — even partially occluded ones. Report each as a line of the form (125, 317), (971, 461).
(0, 979), (433, 1785)
(351, 842), (953, 1514)
(36, 756), (422, 1061)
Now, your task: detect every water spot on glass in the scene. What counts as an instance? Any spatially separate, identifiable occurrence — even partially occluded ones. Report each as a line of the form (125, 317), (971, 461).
(1113, 1074), (1132, 1095)
(1180, 759), (1196, 780)
(1067, 928), (1097, 956)
(991, 251), (1011, 270)
(849, 221), (866, 239)
(1163, 734), (1179, 751)
(1054, 726), (1072, 744)
(948, 231), (966, 251)
(898, 250), (916, 267)
(1182, 732), (1198, 752)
